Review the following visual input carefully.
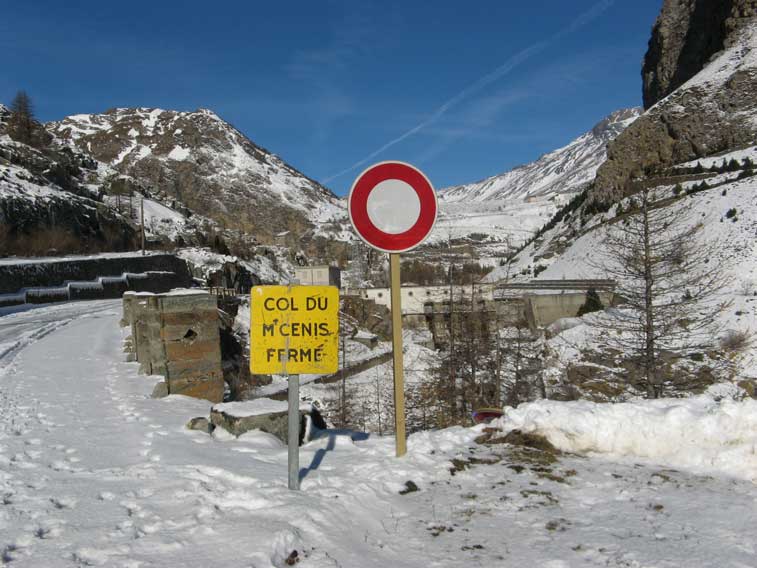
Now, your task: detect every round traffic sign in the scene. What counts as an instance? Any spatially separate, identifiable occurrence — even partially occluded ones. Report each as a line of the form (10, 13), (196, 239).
(348, 161), (437, 253)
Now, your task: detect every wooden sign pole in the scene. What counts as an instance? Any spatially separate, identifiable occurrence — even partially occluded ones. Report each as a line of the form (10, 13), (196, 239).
(389, 253), (406, 457)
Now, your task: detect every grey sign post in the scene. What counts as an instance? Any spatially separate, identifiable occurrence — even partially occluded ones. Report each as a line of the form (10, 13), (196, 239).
(287, 371), (299, 490)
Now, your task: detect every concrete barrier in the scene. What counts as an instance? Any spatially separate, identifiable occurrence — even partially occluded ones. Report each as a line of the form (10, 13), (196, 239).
(0, 252), (191, 295)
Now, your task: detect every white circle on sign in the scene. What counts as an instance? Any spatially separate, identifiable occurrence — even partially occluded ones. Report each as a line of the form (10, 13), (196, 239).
(366, 179), (421, 234)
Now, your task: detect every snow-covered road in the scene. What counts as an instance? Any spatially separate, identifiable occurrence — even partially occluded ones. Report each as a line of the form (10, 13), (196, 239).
(1, 301), (756, 567)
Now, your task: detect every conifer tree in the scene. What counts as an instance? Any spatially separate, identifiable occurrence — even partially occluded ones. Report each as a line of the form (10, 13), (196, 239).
(589, 189), (728, 398)
(577, 287), (604, 317)
(7, 91), (39, 146)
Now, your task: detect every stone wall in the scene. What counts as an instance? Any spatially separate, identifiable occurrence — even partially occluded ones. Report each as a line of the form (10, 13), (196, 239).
(0, 252), (192, 294)
(123, 291), (224, 403)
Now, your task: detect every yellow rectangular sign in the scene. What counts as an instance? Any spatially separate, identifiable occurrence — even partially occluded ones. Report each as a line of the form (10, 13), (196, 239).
(250, 285), (339, 375)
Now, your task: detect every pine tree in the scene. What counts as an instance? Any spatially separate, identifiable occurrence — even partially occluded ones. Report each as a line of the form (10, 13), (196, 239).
(577, 287), (604, 317)
(7, 91), (48, 147)
(588, 189), (729, 398)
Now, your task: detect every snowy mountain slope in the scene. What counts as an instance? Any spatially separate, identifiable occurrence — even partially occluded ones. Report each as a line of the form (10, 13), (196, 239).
(425, 108), (641, 248)
(484, 149), (757, 385)
(441, 108), (641, 204)
(491, 149), (757, 284)
(490, 21), (757, 282)
(48, 108), (349, 241)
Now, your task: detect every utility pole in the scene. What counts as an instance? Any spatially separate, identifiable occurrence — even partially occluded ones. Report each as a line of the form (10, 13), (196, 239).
(140, 197), (146, 256)
(341, 326), (347, 426)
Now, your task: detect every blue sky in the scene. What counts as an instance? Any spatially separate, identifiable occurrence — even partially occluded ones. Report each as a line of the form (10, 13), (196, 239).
(1, 0), (662, 195)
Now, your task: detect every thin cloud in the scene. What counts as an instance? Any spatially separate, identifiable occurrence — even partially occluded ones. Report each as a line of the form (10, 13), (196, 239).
(322, 0), (615, 184)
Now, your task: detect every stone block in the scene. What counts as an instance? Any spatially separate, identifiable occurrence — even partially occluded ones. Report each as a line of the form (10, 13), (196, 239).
(209, 399), (326, 444)
(156, 292), (217, 313)
(168, 375), (224, 403)
(165, 358), (223, 381)
(164, 338), (220, 361)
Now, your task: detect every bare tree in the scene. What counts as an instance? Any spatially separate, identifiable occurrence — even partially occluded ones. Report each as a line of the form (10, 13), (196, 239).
(591, 188), (729, 398)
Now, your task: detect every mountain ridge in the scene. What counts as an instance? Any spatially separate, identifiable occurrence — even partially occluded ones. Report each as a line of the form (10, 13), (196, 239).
(440, 107), (642, 204)
(48, 106), (349, 244)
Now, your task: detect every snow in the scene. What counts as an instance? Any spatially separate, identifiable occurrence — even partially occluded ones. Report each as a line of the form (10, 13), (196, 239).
(167, 146), (190, 161)
(162, 288), (206, 296)
(212, 398), (312, 417)
(498, 387), (757, 481)
(139, 198), (188, 239)
(1, 301), (757, 566)
(0, 250), (164, 267)
(677, 145), (757, 169)
(213, 399), (289, 417)
(177, 246), (292, 285)
(112, 140), (137, 165)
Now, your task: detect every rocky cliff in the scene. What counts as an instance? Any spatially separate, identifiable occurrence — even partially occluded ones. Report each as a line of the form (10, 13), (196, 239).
(0, 121), (138, 255)
(642, 0), (757, 109)
(590, 5), (757, 207)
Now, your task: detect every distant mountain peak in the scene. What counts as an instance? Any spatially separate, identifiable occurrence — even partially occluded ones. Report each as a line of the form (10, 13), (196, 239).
(440, 107), (642, 204)
(47, 106), (347, 241)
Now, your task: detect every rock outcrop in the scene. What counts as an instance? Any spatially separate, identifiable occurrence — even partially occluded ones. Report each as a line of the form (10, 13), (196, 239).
(209, 399), (327, 444)
(642, 0), (757, 109)
(0, 132), (138, 256)
(590, 5), (757, 206)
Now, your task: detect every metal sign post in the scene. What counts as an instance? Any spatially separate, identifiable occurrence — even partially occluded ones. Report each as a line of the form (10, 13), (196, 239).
(347, 161), (437, 458)
(287, 371), (300, 490)
(250, 285), (339, 490)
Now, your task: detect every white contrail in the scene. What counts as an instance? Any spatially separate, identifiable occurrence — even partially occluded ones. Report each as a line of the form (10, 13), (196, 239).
(322, 0), (615, 184)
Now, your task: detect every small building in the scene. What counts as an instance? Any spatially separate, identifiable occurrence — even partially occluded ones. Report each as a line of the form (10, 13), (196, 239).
(294, 265), (341, 288)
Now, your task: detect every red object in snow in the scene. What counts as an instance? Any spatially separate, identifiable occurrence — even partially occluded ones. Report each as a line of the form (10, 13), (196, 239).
(472, 407), (504, 424)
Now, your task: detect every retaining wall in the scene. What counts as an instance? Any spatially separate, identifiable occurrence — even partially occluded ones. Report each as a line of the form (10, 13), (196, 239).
(0, 253), (192, 307)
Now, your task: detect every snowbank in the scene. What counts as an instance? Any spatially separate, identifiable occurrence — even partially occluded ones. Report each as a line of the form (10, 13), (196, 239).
(212, 398), (312, 417)
(497, 388), (757, 481)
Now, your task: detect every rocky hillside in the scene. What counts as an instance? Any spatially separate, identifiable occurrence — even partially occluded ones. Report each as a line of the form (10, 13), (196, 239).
(642, 0), (757, 108)
(500, 2), (757, 282)
(0, 106), (138, 255)
(591, 0), (757, 206)
(48, 108), (349, 243)
(440, 108), (641, 204)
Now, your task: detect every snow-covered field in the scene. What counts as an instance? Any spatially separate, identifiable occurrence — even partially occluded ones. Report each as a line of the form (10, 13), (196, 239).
(1, 301), (757, 567)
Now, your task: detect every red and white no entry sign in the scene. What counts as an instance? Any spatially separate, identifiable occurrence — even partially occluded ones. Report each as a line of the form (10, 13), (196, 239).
(348, 161), (437, 253)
